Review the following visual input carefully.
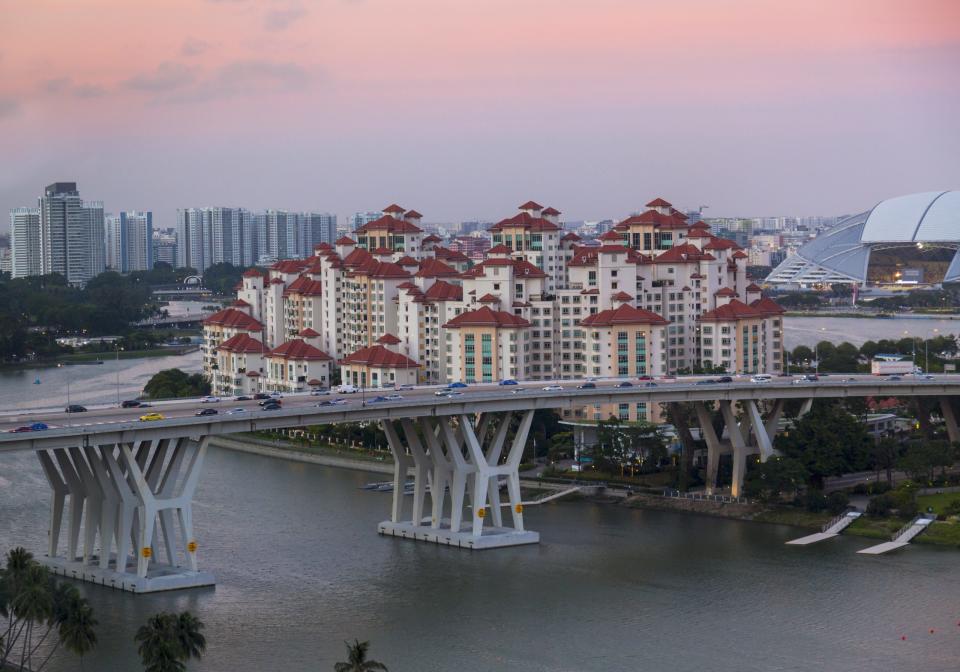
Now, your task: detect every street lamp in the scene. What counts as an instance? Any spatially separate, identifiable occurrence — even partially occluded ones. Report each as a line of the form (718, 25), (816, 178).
(115, 342), (122, 406)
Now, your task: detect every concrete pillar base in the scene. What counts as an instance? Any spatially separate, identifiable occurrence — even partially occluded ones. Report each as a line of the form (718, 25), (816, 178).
(38, 555), (214, 594)
(378, 520), (539, 549)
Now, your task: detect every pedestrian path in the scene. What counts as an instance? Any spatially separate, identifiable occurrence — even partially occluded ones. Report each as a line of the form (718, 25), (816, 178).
(786, 511), (861, 546)
(857, 516), (935, 555)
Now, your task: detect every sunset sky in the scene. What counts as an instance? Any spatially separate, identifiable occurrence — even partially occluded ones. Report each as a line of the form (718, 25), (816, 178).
(1, 0), (958, 227)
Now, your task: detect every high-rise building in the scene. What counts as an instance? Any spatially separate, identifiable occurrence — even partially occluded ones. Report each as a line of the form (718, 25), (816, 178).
(38, 183), (104, 285)
(118, 211), (153, 272)
(10, 207), (41, 278)
(176, 208), (207, 272)
(105, 215), (121, 270)
(349, 211), (383, 231)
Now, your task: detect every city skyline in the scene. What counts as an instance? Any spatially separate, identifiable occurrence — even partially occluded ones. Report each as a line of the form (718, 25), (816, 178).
(1, 0), (958, 230)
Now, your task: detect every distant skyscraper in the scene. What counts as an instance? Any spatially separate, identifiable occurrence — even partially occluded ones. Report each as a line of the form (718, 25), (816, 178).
(349, 211), (382, 232)
(266, 210), (292, 259)
(299, 212), (337, 255)
(38, 183), (104, 285)
(118, 211), (153, 271)
(9, 207), (41, 278)
(176, 208), (207, 272)
(153, 229), (177, 267)
(105, 214), (122, 270)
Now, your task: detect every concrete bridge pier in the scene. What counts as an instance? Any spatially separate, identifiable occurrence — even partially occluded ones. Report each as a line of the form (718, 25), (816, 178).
(378, 411), (540, 549)
(34, 436), (214, 593)
(941, 397), (959, 444)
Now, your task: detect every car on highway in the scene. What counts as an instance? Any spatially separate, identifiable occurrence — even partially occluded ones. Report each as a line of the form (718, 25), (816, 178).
(336, 384), (360, 394)
(259, 398), (282, 407)
(638, 375), (654, 381)
(139, 412), (165, 422)
(253, 393), (271, 400)
(616, 381), (633, 388)
(261, 402), (282, 411)
(395, 384), (414, 391)
(577, 382), (596, 389)
(269, 391), (283, 398)
(717, 376), (734, 383)
(201, 396), (221, 403)
(695, 379), (718, 385)
(644, 382), (658, 388)
(498, 379), (518, 386)
(309, 388), (330, 396)
(887, 375), (902, 381)
(226, 407), (246, 415)
(195, 408), (218, 416)
(384, 394), (403, 401)
(750, 375), (772, 383)
(10, 422), (49, 433)
(660, 375), (677, 381)
(436, 391), (463, 398)
(510, 388), (526, 394)
(65, 405), (87, 413)
(121, 400), (142, 408)
(234, 395), (251, 401)
(542, 385), (564, 391)
(448, 382), (468, 389)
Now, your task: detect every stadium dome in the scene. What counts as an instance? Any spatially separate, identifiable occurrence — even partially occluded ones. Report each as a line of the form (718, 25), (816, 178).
(766, 191), (960, 287)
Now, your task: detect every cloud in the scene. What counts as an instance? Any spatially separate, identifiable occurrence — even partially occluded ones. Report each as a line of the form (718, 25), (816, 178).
(181, 37), (211, 57)
(123, 62), (196, 92)
(264, 5), (306, 31)
(0, 97), (18, 119)
(41, 77), (106, 98)
(203, 60), (310, 98)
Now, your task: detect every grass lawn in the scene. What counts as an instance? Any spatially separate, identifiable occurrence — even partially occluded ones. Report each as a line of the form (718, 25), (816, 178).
(917, 521), (960, 546)
(752, 508), (833, 529)
(917, 491), (960, 516)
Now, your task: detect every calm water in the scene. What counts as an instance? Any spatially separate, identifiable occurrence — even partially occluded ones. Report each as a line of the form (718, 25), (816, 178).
(1, 446), (958, 672)
(786, 316), (959, 349)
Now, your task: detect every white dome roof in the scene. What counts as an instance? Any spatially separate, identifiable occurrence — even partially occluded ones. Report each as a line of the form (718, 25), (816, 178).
(862, 191), (960, 243)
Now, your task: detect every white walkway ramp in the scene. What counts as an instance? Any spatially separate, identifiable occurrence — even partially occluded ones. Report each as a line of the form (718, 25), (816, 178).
(857, 516), (935, 555)
(787, 511), (862, 546)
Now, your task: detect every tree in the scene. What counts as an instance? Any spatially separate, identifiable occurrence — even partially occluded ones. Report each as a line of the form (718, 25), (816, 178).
(202, 262), (245, 296)
(334, 639), (388, 672)
(872, 437), (901, 485)
(143, 369), (211, 399)
(0, 547), (97, 671)
(775, 402), (872, 488)
(743, 456), (809, 501)
(134, 611), (205, 672)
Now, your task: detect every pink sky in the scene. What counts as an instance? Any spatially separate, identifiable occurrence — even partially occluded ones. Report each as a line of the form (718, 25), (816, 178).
(1, 0), (958, 227)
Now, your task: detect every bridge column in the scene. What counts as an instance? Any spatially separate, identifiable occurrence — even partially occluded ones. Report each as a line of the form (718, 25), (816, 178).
(694, 402), (723, 495)
(941, 398), (959, 444)
(744, 400), (776, 462)
(378, 411), (539, 549)
(720, 401), (749, 498)
(34, 435), (213, 593)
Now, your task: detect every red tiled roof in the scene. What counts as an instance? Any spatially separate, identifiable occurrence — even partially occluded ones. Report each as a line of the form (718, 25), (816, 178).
(542, 206), (561, 216)
(299, 327), (320, 337)
(478, 293), (501, 303)
(488, 211), (561, 233)
(383, 204), (405, 213)
(704, 238), (739, 251)
(646, 197), (672, 207)
(404, 210), (423, 219)
(336, 236), (356, 245)
(580, 304), (668, 327)
(653, 243), (716, 264)
(307, 379), (323, 386)
(612, 291), (633, 301)
(376, 333), (401, 345)
(518, 200), (543, 210)
(232, 299), (250, 307)
(271, 259), (308, 274)
(341, 344), (420, 369)
(561, 232), (581, 242)
(372, 247), (394, 255)
(203, 307), (263, 331)
(700, 299), (766, 321)
(750, 296), (786, 316)
(242, 268), (263, 278)
(267, 339), (332, 361)
(618, 209), (689, 230)
(397, 256), (419, 266)
(433, 246), (471, 263)
(599, 230), (623, 241)
(423, 280), (463, 302)
(686, 229), (713, 239)
(714, 287), (737, 297)
(444, 306), (530, 329)
(356, 214), (423, 234)
(283, 275), (323, 297)
(732, 250), (749, 259)
(415, 258), (459, 278)
(691, 220), (710, 230)
(746, 282), (763, 292)
(487, 244), (513, 254)
(462, 257), (546, 279)
(422, 234), (442, 243)
(246, 371), (261, 377)
(217, 333), (264, 354)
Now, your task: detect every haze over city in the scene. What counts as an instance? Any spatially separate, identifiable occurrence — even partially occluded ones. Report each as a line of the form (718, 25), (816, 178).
(1, 0), (958, 230)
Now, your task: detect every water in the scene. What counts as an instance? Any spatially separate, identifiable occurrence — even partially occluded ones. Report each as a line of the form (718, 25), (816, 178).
(0, 350), (202, 411)
(787, 316), (959, 349)
(1, 446), (958, 672)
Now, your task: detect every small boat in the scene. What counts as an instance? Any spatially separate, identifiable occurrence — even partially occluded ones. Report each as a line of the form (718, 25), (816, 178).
(34, 377), (41, 384)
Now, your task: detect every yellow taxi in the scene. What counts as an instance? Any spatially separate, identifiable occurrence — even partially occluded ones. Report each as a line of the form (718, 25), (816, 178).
(139, 412), (165, 422)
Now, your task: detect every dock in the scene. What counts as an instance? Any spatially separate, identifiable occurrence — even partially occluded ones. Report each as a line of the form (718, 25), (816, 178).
(786, 510), (861, 546)
(857, 515), (935, 555)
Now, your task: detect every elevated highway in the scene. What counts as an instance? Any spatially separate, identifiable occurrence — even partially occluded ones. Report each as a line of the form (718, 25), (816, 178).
(2, 374), (957, 593)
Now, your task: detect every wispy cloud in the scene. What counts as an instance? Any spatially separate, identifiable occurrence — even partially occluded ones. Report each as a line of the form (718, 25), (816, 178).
(41, 77), (106, 98)
(181, 37), (211, 57)
(264, 4), (306, 31)
(123, 62), (197, 92)
(0, 97), (18, 119)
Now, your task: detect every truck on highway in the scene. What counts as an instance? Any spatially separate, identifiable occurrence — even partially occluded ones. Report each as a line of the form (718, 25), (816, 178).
(871, 355), (919, 376)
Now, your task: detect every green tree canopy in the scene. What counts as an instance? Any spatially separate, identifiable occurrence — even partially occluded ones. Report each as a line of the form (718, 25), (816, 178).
(143, 369), (211, 399)
(774, 402), (872, 487)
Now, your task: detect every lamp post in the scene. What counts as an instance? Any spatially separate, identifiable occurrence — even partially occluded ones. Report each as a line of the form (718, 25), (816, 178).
(115, 342), (121, 406)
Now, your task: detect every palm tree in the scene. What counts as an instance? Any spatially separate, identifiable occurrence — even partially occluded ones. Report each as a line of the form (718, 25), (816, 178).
(53, 590), (98, 671)
(334, 639), (388, 672)
(135, 611), (205, 672)
(135, 613), (185, 672)
(174, 611), (206, 661)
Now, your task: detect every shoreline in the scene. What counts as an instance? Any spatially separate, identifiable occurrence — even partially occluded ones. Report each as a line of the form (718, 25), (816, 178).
(211, 435), (960, 548)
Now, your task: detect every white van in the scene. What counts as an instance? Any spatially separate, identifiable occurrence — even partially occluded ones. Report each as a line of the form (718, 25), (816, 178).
(750, 374), (773, 383)
(336, 384), (360, 393)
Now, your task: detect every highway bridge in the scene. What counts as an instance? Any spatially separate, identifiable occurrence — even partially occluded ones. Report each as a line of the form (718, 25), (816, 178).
(2, 375), (958, 592)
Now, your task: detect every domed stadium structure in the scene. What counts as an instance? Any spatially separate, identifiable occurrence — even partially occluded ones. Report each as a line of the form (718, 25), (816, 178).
(766, 191), (960, 288)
